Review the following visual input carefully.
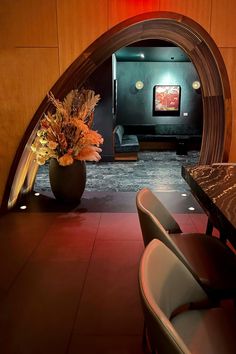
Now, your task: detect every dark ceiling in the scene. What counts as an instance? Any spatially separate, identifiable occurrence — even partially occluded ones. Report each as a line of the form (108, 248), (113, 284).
(115, 40), (190, 62)
(115, 46), (190, 62)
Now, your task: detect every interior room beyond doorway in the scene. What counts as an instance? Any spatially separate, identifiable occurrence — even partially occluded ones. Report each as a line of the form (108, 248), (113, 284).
(113, 39), (203, 159)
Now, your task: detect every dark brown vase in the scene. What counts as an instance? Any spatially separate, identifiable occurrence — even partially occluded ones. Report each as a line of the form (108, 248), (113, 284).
(49, 158), (86, 204)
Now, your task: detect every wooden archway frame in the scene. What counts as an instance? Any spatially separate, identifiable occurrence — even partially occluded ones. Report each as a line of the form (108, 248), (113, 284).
(2, 11), (232, 210)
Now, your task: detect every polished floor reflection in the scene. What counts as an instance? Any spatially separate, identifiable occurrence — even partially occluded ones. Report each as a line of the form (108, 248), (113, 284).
(0, 150), (207, 353)
(0, 191), (209, 354)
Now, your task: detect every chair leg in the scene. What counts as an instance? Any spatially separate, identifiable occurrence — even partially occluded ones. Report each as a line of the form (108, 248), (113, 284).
(206, 219), (213, 235)
(206, 218), (227, 244)
(142, 322), (156, 354)
(142, 323), (147, 351)
(219, 231), (227, 244)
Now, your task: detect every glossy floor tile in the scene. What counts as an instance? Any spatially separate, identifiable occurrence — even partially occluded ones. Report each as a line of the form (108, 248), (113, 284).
(73, 240), (144, 336)
(97, 213), (143, 241)
(0, 212), (60, 296)
(68, 335), (144, 354)
(0, 191), (211, 354)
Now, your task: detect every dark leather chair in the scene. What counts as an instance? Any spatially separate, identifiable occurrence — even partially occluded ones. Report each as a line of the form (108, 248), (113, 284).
(136, 187), (236, 300)
(114, 125), (140, 152)
(139, 239), (236, 354)
(113, 125), (140, 160)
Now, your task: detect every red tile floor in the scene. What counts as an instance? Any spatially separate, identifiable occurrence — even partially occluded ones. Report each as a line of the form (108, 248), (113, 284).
(0, 192), (215, 354)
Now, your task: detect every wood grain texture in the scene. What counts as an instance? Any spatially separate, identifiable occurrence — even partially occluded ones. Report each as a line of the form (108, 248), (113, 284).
(108, 0), (159, 28)
(0, 0), (58, 47)
(211, 0), (236, 47)
(159, 0), (211, 32)
(220, 48), (236, 161)
(0, 2), (235, 208)
(2, 13), (232, 210)
(0, 48), (59, 205)
(57, 0), (108, 74)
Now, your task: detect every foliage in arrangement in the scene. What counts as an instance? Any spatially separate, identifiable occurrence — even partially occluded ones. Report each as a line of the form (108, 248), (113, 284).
(31, 88), (103, 166)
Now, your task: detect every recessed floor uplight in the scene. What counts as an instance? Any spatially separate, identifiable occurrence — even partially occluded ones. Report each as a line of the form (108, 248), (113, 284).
(34, 192), (40, 196)
(20, 205), (27, 210)
(181, 193), (187, 197)
(188, 206), (195, 211)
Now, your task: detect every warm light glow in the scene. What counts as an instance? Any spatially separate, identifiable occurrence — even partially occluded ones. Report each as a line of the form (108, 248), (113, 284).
(34, 192), (40, 196)
(135, 81), (144, 90)
(192, 81), (201, 90)
(20, 205), (27, 210)
(159, 73), (173, 85)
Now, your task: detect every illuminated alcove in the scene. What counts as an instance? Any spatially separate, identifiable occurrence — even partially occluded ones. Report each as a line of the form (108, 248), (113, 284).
(2, 11), (231, 211)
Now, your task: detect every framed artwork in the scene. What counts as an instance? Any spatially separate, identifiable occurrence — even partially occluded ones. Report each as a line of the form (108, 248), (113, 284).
(154, 85), (181, 115)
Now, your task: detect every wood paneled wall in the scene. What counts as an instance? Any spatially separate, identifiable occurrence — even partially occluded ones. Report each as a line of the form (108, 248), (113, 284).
(108, 0), (160, 27)
(159, 0), (211, 31)
(57, 0), (109, 73)
(0, 0), (236, 205)
(220, 48), (236, 160)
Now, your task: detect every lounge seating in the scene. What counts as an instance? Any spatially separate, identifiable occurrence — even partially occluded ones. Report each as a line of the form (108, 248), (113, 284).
(123, 124), (202, 153)
(113, 125), (140, 161)
(139, 239), (236, 354)
(136, 187), (236, 301)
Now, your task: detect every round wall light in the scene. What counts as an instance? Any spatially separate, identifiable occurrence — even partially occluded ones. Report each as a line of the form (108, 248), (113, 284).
(192, 80), (201, 90)
(135, 81), (144, 90)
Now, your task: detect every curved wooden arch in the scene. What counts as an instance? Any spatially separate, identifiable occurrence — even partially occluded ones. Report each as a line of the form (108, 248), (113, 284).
(2, 11), (232, 210)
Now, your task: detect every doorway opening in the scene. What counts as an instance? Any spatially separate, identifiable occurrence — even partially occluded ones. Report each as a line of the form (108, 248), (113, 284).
(34, 37), (204, 195)
(3, 12), (232, 210)
(113, 39), (203, 158)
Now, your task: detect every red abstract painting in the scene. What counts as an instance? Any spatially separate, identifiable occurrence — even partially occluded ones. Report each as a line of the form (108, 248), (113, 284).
(154, 85), (180, 112)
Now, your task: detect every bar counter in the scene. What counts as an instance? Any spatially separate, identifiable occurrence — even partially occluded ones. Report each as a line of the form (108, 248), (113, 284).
(182, 164), (236, 249)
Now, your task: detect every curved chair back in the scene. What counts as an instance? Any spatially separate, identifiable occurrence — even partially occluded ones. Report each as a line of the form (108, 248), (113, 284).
(136, 188), (202, 286)
(137, 187), (236, 301)
(139, 239), (207, 354)
(136, 187), (181, 248)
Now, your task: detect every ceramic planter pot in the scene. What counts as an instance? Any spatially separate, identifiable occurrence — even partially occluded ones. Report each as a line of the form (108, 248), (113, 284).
(49, 158), (86, 205)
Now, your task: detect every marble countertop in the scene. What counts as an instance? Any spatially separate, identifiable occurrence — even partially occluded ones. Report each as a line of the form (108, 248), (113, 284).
(182, 164), (236, 247)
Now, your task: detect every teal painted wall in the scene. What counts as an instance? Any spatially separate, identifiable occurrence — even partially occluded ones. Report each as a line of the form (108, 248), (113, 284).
(116, 61), (203, 136)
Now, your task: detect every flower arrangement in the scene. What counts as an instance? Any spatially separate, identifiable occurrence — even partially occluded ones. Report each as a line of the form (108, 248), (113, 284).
(31, 88), (103, 166)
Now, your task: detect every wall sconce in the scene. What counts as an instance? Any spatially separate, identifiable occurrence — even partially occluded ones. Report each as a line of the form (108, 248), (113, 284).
(135, 81), (144, 90)
(192, 80), (201, 90)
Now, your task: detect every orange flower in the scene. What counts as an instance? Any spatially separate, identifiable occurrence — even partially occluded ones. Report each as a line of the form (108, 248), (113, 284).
(84, 130), (103, 145)
(48, 141), (58, 150)
(32, 89), (103, 165)
(75, 145), (102, 162)
(73, 119), (89, 132)
(58, 153), (74, 166)
(36, 155), (46, 165)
